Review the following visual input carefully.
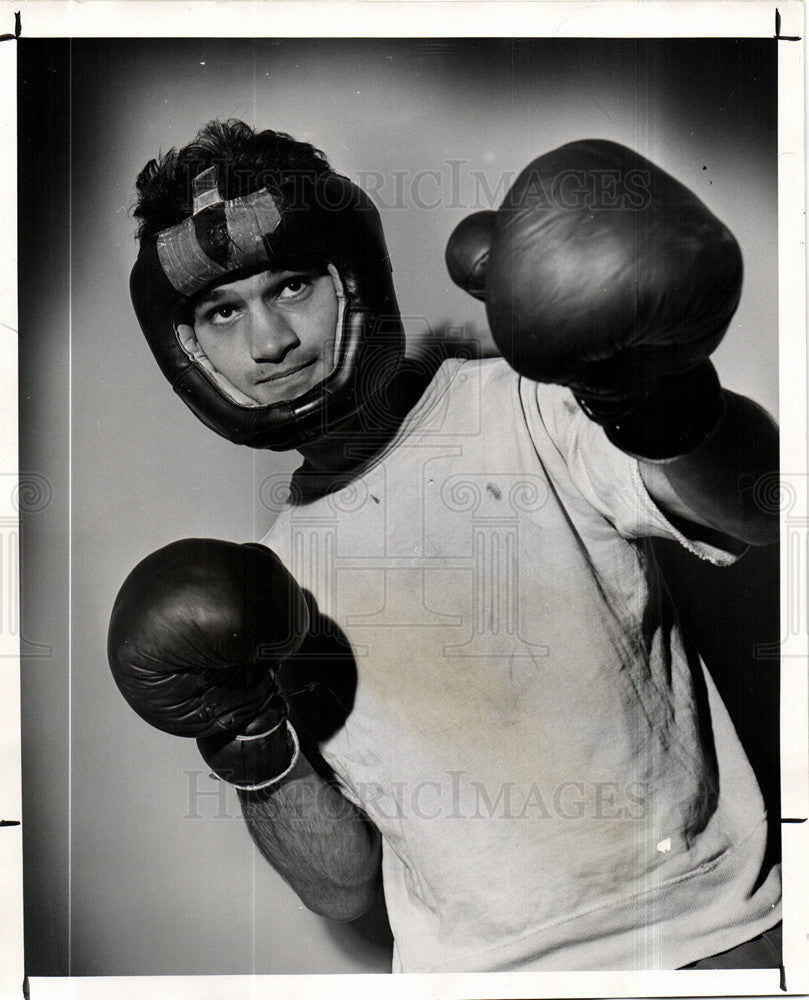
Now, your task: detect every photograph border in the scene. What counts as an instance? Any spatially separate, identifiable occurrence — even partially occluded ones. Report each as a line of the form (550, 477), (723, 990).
(1, 3), (806, 998)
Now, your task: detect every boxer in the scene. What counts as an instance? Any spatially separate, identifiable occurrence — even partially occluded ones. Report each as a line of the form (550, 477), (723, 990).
(111, 122), (780, 971)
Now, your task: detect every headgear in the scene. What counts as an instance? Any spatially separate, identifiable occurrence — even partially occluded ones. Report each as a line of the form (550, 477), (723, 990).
(130, 167), (405, 450)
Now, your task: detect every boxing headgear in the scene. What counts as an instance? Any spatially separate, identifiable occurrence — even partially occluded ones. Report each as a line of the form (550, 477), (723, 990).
(130, 167), (405, 450)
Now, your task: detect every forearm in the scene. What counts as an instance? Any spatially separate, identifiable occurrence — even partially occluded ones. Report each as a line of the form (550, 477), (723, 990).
(639, 390), (779, 546)
(238, 750), (382, 921)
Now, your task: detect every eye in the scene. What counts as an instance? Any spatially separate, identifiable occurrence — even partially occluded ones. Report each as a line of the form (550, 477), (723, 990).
(277, 275), (312, 300)
(213, 304), (238, 320)
(198, 302), (242, 326)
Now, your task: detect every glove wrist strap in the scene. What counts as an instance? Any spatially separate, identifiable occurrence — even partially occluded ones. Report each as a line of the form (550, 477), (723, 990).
(599, 360), (726, 461)
(229, 720), (301, 791)
(198, 693), (301, 791)
(235, 716), (286, 743)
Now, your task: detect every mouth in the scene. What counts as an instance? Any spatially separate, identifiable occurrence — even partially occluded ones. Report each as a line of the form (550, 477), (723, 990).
(254, 359), (317, 385)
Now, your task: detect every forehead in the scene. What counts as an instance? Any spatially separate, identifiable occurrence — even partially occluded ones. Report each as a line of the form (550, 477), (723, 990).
(194, 265), (322, 306)
(195, 270), (279, 304)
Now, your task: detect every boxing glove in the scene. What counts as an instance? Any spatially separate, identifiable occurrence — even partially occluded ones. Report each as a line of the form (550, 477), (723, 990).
(446, 140), (740, 459)
(108, 538), (309, 789)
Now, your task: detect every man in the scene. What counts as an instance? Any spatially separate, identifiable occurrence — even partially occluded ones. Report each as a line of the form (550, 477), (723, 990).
(109, 120), (781, 972)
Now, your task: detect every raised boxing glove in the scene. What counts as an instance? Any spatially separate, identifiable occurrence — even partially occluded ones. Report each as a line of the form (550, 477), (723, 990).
(108, 538), (309, 789)
(446, 140), (740, 459)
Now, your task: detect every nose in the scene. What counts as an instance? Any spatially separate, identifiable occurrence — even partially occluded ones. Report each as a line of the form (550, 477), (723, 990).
(248, 302), (300, 363)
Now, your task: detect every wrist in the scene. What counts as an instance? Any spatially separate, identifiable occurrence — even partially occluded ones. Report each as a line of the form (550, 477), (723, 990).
(578, 360), (726, 460)
(197, 693), (301, 791)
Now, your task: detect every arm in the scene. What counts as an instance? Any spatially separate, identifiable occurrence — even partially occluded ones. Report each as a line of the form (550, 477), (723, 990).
(445, 141), (773, 550)
(108, 538), (381, 922)
(638, 391), (779, 547)
(238, 751), (382, 922)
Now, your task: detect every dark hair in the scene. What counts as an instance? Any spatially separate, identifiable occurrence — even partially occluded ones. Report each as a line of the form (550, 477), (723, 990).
(133, 119), (333, 243)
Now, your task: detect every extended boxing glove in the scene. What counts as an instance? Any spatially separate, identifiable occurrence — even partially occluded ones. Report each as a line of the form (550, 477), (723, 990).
(446, 140), (740, 459)
(108, 538), (309, 789)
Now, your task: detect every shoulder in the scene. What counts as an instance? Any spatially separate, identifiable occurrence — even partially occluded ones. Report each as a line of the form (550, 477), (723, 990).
(407, 356), (531, 436)
(419, 357), (582, 454)
(429, 355), (522, 402)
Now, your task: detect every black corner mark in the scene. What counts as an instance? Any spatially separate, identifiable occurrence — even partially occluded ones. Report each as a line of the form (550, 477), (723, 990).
(780, 963), (786, 991)
(22, 976), (29, 1000)
(0, 819), (21, 827)
(0, 10), (21, 42)
(775, 8), (801, 40)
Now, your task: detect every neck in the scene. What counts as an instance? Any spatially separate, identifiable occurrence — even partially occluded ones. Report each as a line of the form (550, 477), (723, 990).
(295, 365), (431, 486)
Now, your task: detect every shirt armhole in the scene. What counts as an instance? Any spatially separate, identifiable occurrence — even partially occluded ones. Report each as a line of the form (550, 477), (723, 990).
(524, 380), (744, 567)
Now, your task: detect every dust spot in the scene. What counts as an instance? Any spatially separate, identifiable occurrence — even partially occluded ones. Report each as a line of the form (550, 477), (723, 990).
(656, 837), (672, 853)
(486, 482), (502, 501)
(371, 494), (380, 505)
